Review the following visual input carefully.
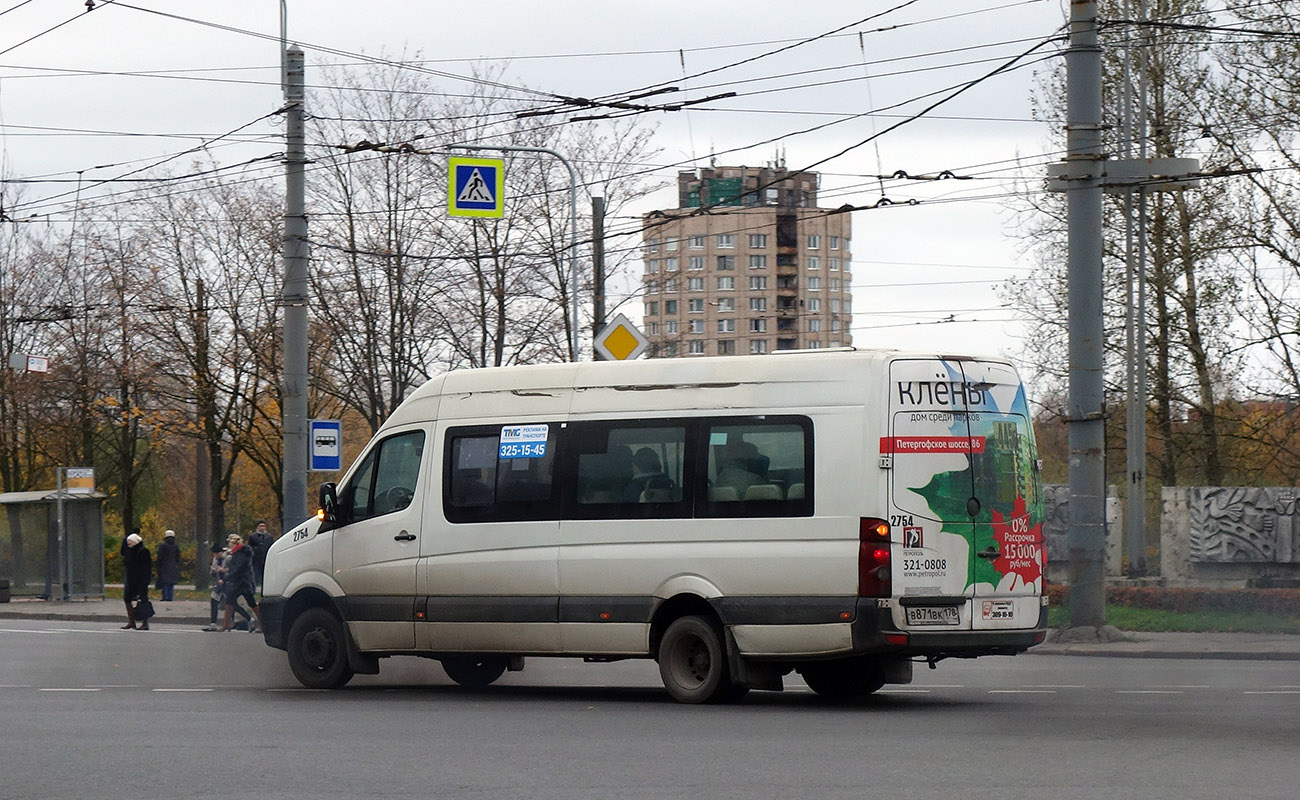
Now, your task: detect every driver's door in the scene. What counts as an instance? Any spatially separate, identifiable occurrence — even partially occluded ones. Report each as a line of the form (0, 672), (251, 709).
(332, 427), (427, 650)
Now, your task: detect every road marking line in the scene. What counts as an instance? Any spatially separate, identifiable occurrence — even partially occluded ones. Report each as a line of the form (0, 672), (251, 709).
(40, 688), (101, 692)
(266, 688), (329, 693)
(0, 628), (58, 634)
(1024, 684), (1086, 689)
(989, 689), (1056, 694)
(876, 688), (931, 694)
(1116, 690), (1183, 694)
(1153, 685), (1210, 689)
(153, 688), (214, 693)
(1244, 690), (1300, 695)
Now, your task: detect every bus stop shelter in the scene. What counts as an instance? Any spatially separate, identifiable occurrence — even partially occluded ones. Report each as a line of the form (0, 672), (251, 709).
(0, 489), (107, 600)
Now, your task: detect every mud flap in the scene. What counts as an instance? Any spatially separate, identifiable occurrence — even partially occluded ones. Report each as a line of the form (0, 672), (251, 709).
(725, 628), (785, 691)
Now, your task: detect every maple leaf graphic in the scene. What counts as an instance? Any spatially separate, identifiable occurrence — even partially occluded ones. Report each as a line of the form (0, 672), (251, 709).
(990, 494), (1043, 588)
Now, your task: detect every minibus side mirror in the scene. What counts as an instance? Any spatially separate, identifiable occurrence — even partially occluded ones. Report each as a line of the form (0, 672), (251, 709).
(318, 482), (340, 533)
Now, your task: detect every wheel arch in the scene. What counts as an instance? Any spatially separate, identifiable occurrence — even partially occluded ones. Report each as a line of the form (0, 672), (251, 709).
(649, 592), (721, 658)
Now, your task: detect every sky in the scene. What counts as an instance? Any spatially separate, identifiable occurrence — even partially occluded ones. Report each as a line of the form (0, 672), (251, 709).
(0, 0), (1071, 360)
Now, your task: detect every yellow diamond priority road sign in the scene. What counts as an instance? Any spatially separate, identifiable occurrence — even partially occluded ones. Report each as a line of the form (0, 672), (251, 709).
(594, 313), (649, 361)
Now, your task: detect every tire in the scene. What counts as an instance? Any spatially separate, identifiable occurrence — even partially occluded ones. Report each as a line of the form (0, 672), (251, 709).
(798, 658), (886, 700)
(657, 615), (742, 704)
(287, 607), (355, 689)
(441, 655), (508, 688)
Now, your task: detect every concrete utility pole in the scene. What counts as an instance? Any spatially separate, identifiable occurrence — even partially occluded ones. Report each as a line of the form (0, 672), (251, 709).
(1065, 0), (1107, 627)
(281, 46), (309, 531)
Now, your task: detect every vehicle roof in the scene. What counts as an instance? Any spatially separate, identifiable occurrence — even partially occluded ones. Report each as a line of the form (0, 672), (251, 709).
(379, 348), (1013, 431)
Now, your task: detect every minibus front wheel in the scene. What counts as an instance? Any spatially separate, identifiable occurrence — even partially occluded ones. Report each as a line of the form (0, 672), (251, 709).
(287, 607), (355, 689)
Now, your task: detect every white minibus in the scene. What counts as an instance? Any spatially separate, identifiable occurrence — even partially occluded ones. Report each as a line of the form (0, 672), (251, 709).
(261, 348), (1047, 703)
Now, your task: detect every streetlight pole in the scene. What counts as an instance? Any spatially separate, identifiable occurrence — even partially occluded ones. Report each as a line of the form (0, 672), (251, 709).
(446, 144), (581, 361)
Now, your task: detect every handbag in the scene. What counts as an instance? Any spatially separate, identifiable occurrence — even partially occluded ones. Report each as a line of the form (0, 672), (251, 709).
(133, 598), (155, 621)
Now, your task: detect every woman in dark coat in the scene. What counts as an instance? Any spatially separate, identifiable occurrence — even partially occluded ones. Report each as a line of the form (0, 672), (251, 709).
(215, 534), (263, 634)
(121, 532), (152, 630)
(155, 530), (181, 601)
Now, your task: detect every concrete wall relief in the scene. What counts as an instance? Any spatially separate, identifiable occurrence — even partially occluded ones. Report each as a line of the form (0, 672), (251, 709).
(1188, 487), (1297, 564)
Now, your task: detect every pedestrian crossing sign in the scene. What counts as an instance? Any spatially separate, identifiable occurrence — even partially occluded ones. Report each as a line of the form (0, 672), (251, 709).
(449, 156), (505, 218)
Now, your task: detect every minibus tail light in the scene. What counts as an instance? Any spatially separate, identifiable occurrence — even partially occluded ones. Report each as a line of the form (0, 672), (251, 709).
(858, 517), (892, 597)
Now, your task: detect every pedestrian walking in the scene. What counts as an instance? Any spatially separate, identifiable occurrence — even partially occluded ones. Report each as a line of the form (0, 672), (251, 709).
(155, 530), (181, 601)
(248, 519), (273, 591)
(202, 538), (250, 631)
(213, 533), (262, 634)
(121, 531), (152, 631)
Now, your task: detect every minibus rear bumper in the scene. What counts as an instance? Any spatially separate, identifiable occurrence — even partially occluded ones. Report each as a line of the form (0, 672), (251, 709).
(850, 600), (1049, 658)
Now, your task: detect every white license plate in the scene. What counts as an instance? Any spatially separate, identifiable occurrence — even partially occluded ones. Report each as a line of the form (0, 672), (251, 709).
(905, 605), (961, 626)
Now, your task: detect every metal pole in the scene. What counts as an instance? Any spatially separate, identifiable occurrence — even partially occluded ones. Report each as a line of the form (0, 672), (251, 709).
(56, 467), (66, 600)
(446, 144), (581, 360)
(282, 46), (309, 530)
(591, 196), (606, 360)
(1122, 0), (1145, 578)
(1065, 0), (1107, 626)
(1131, 0), (1150, 575)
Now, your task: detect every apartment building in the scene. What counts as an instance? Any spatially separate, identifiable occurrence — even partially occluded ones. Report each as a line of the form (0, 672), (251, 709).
(641, 165), (852, 357)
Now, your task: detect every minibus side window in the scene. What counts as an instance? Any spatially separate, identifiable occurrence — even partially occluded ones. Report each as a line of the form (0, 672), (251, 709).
(568, 422), (689, 518)
(444, 424), (559, 523)
(701, 420), (812, 517)
(339, 430), (425, 523)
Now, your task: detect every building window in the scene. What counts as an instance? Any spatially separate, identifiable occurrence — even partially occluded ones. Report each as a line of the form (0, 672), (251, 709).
(666, 320), (679, 333)
(688, 277), (704, 291)
(664, 278), (679, 292)
(829, 341), (840, 348)
(688, 298), (704, 312)
(646, 239), (660, 253)
(663, 343), (679, 356)
(716, 297), (735, 312)
(830, 278), (840, 291)
(689, 340), (705, 354)
(750, 340), (768, 354)
(808, 319), (822, 332)
(807, 277), (821, 291)
(843, 299), (851, 313)
(749, 297), (767, 312)
(749, 318), (767, 333)
(749, 255), (767, 269)
(717, 234), (735, 249)
(830, 299), (840, 313)
(665, 238), (678, 251)
(689, 236), (705, 249)
(689, 319), (704, 333)
(647, 322), (659, 335)
(718, 277), (735, 290)
(665, 300), (678, 314)
(829, 258), (840, 271)
(807, 256), (820, 271)
(646, 301), (658, 316)
(645, 259), (659, 274)
(717, 340), (736, 355)
(718, 319), (736, 333)
(665, 258), (678, 272)
(831, 319), (841, 332)
(689, 256), (705, 271)
(809, 340), (822, 349)
(807, 234), (820, 249)
(749, 276), (767, 290)
(748, 234), (767, 248)
(717, 255), (736, 271)
(807, 297), (821, 312)
(829, 236), (840, 250)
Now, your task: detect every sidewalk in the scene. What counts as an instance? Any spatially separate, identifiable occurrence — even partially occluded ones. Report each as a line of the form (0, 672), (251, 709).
(3, 596), (1300, 660)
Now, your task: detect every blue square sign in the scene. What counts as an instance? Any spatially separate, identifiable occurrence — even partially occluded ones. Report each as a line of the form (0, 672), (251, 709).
(310, 419), (342, 471)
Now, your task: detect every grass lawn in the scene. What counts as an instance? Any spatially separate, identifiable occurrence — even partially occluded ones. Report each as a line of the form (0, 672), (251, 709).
(1049, 604), (1300, 634)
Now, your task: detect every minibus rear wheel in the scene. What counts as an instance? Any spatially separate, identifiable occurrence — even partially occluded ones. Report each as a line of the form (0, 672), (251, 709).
(441, 655), (508, 688)
(287, 607), (355, 689)
(658, 615), (745, 704)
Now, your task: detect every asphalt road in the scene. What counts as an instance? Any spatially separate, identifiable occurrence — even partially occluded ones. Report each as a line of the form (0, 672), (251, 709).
(2, 619), (1298, 800)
